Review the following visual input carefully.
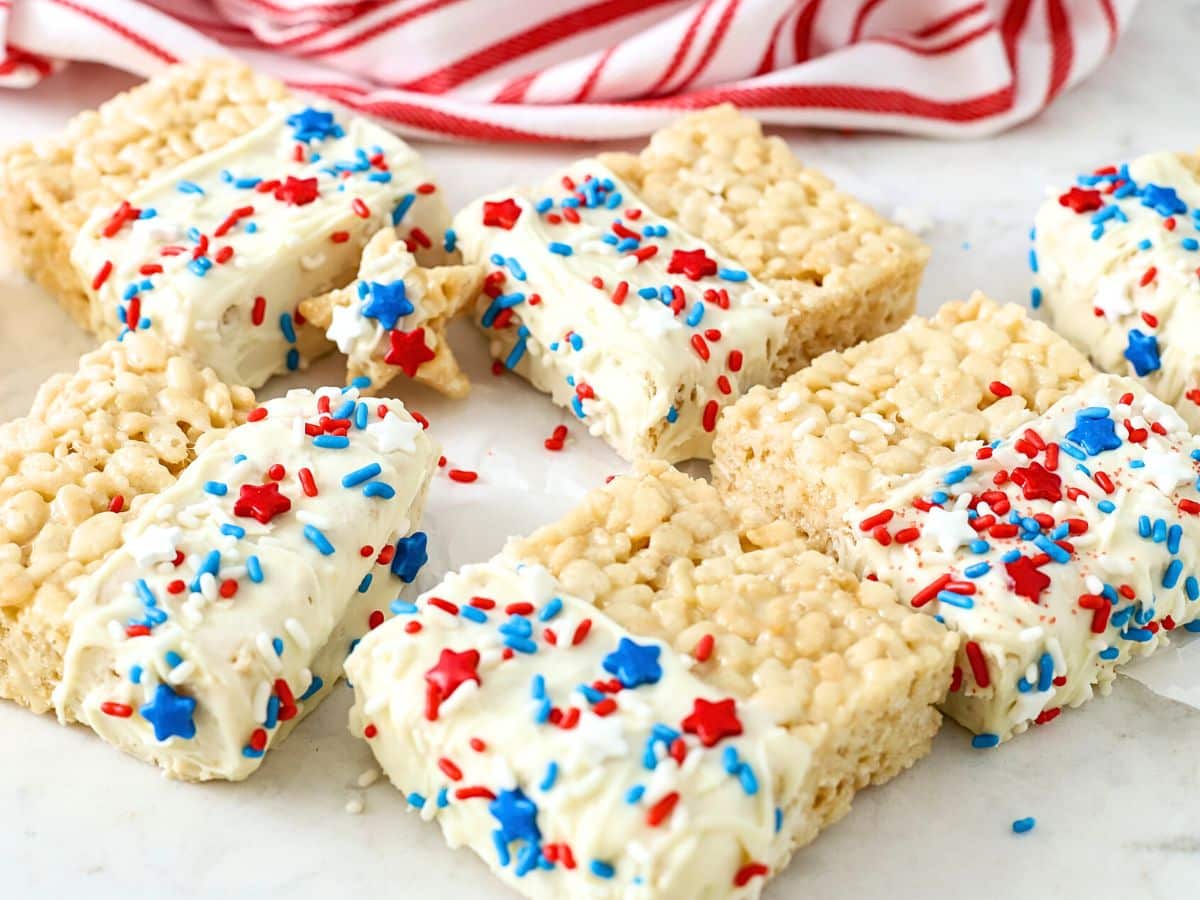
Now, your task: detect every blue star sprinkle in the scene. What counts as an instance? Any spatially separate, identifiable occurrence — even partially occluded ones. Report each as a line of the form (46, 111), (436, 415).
(1139, 183), (1187, 217)
(139, 683), (197, 741)
(1066, 410), (1123, 456)
(361, 280), (414, 330)
(602, 637), (662, 688)
(1124, 328), (1162, 376)
(286, 107), (345, 144)
(490, 788), (541, 844)
(391, 531), (428, 583)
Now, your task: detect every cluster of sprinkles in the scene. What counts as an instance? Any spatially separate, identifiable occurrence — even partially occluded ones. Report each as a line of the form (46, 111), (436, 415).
(87, 106), (439, 377)
(98, 384), (429, 764)
(855, 381), (1200, 745)
(365, 571), (777, 891)
(475, 167), (762, 438)
(1032, 160), (1200, 411)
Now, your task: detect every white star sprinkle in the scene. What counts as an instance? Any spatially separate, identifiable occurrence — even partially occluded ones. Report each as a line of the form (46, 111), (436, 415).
(1140, 444), (1196, 494)
(367, 412), (421, 453)
(126, 525), (182, 568)
(630, 304), (682, 339)
(1092, 275), (1133, 322)
(327, 300), (373, 354)
(924, 506), (979, 555)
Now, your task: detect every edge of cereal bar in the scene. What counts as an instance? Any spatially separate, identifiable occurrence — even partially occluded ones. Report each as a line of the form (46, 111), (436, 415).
(0, 58), (290, 333)
(0, 333), (255, 713)
(506, 460), (958, 842)
(599, 104), (930, 381)
(712, 292), (1096, 548)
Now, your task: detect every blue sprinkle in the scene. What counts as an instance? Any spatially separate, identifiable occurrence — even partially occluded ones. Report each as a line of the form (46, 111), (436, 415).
(313, 435), (350, 449)
(286, 348), (300, 371)
(775, 807), (783, 833)
(444, 228), (458, 253)
(539, 598), (563, 621)
(130, 664), (143, 684)
(1028, 248), (1038, 273)
(1098, 500), (1116, 514)
(437, 787), (449, 808)
(354, 402), (368, 430)
(1164, 559), (1184, 589)
(407, 792), (426, 809)
(569, 333), (583, 351)
(1012, 817), (1036, 834)
(1099, 646), (1120, 660)
(333, 399), (356, 420)
(1184, 238), (1199, 251)
(539, 762), (558, 791)
(303, 524), (335, 556)
(391, 194), (416, 226)
(357, 573), (373, 593)
(738, 763), (759, 796)
(460, 604), (488, 623)
(219, 523), (245, 539)
(177, 180), (205, 195)
(504, 636), (538, 654)
(625, 784), (645, 804)
(265, 695), (280, 729)
(203, 480), (228, 496)
(535, 197), (553, 213)
(299, 676), (324, 700)
(1031, 286), (1043, 309)
(247, 555), (263, 583)
(165, 651), (182, 668)
(1186, 576), (1199, 601)
(1184, 621), (1200, 633)
(685, 303), (705, 327)
(279, 312), (297, 344)
(666, 406), (679, 424)
(548, 242), (573, 256)
(590, 860), (614, 879)
(363, 481), (396, 499)
(945, 465), (973, 485)
(972, 734), (1000, 749)
(964, 561), (991, 578)
(135, 579), (157, 608)
(531, 674), (545, 700)
(342, 462), (382, 487)
(242, 746), (264, 759)
(390, 601), (419, 615)
(937, 590), (974, 610)
(1037, 652), (1054, 692)
(718, 268), (748, 282)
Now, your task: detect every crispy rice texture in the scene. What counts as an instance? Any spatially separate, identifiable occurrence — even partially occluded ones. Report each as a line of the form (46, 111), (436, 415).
(507, 461), (958, 849)
(599, 104), (930, 382)
(0, 334), (254, 713)
(712, 293), (1096, 548)
(0, 58), (289, 334)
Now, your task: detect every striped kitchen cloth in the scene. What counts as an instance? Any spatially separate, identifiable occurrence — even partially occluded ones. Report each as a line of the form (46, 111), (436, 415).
(0, 0), (1138, 141)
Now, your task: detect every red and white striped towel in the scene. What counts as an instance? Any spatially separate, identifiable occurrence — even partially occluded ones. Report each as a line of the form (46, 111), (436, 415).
(0, 0), (1137, 141)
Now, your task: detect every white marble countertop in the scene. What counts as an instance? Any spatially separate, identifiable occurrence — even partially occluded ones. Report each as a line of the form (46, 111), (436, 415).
(2, 3), (1200, 897)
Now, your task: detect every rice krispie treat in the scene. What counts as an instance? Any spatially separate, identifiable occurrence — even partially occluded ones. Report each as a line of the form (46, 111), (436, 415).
(1032, 152), (1200, 430)
(457, 106), (928, 461)
(0, 333), (255, 715)
(842, 374), (1200, 744)
(713, 293), (1096, 546)
(299, 228), (483, 398)
(0, 59), (451, 388)
(346, 463), (957, 898)
(54, 387), (437, 781)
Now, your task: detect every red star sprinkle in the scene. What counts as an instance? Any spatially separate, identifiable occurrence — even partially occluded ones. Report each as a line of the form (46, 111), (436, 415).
(1010, 462), (1062, 502)
(385, 327), (436, 376)
(1187, 388), (1200, 406)
(274, 176), (320, 206)
(1058, 187), (1103, 214)
(667, 248), (718, 281)
(681, 697), (743, 747)
(1005, 555), (1051, 603)
(233, 481), (292, 524)
(482, 198), (522, 230)
(424, 648), (481, 721)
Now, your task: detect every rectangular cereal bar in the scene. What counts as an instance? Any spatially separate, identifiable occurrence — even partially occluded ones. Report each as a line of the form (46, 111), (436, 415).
(1032, 151), (1200, 430)
(346, 462), (957, 898)
(0, 59), (451, 388)
(840, 374), (1200, 744)
(54, 387), (437, 781)
(713, 293), (1096, 546)
(0, 333), (255, 714)
(456, 105), (928, 461)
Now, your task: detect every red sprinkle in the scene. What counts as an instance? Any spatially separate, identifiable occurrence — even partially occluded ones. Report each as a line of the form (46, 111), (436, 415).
(438, 757), (464, 781)
(448, 468), (478, 483)
(92, 260), (114, 290)
(107, 494), (125, 513)
(330, 230), (350, 243)
(352, 198), (370, 218)
(645, 791), (680, 827)
(219, 578), (238, 599)
(298, 467), (318, 497)
(702, 400), (720, 433)
(363, 724), (378, 739)
(989, 380), (1013, 398)
(734, 863), (769, 887)
(100, 701), (133, 718)
(964, 640), (990, 687)
(693, 634), (714, 662)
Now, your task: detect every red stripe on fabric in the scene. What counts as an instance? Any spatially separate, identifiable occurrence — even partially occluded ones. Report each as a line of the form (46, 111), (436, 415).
(850, 0), (888, 42)
(401, 0), (683, 93)
(875, 22), (994, 56)
(630, 82), (1015, 123)
(645, 0), (713, 96)
(239, 0), (388, 21)
(288, 81), (579, 141)
(1098, 0), (1118, 51)
(915, 1), (986, 39)
(1044, 0), (1074, 101)
(1000, 0), (1033, 69)
(754, 5), (789, 76)
(674, 0), (740, 92)
(493, 70), (539, 104)
(573, 45), (616, 102)
(792, 0), (823, 63)
(294, 0), (469, 55)
(45, 0), (179, 63)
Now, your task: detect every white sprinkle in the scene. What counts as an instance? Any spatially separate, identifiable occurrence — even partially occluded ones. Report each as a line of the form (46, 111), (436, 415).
(357, 768), (380, 788)
(166, 660), (196, 685)
(107, 620), (125, 643)
(285, 618), (312, 651)
(256, 633), (283, 673)
(253, 680), (272, 723)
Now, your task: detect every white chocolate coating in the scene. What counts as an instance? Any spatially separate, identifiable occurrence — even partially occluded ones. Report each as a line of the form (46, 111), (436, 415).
(346, 560), (812, 899)
(1034, 151), (1200, 430)
(455, 160), (785, 462)
(54, 388), (437, 780)
(841, 374), (1200, 742)
(71, 106), (450, 388)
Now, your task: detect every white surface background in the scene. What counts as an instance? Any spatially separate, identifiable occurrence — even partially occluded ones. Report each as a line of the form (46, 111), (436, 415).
(3, 3), (1200, 898)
